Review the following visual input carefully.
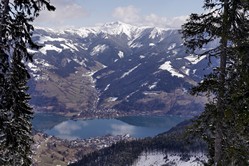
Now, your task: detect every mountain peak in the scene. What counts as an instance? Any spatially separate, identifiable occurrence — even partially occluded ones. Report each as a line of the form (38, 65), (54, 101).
(102, 21), (131, 27)
(99, 21), (140, 39)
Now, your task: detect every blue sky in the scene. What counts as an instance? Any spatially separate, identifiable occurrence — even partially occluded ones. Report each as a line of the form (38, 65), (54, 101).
(34, 0), (204, 29)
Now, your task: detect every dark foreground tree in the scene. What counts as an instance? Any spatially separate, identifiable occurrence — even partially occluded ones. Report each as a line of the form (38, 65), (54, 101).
(182, 0), (249, 165)
(0, 0), (55, 165)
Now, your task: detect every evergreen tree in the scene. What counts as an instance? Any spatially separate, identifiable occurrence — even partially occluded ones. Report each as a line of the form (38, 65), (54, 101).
(182, 0), (249, 165)
(0, 0), (55, 165)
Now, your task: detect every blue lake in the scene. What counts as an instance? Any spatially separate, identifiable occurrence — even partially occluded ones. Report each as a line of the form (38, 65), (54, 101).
(32, 114), (188, 140)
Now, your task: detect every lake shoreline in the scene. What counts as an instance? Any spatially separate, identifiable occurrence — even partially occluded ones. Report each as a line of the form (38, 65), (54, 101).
(33, 113), (190, 140)
(34, 108), (195, 122)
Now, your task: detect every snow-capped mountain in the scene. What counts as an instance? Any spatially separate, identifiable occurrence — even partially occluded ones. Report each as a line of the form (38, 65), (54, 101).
(28, 21), (218, 117)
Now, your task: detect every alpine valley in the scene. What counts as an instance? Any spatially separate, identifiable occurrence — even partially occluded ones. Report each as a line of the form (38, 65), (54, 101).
(28, 21), (218, 118)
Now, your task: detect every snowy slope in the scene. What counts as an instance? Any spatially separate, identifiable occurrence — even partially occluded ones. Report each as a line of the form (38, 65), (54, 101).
(133, 151), (207, 166)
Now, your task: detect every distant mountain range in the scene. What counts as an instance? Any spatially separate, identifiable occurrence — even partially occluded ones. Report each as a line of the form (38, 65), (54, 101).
(28, 21), (218, 117)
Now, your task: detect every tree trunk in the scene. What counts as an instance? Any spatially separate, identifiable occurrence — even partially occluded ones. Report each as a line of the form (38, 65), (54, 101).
(0, 0), (9, 38)
(215, 0), (229, 165)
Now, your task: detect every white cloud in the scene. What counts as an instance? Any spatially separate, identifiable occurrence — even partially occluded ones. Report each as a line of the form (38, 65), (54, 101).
(54, 121), (88, 135)
(110, 124), (135, 136)
(112, 6), (188, 28)
(143, 14), (188, 28)
(112, 5), (141, 23)
(34, 0), (89, 28)
(33, 2), (188, 29)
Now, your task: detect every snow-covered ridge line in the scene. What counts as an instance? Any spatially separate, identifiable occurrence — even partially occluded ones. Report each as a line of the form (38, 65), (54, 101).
(34, 21), (179, 39)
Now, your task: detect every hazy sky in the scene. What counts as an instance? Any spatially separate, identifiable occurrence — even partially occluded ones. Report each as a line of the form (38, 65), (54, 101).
(34, 0), (204, 29)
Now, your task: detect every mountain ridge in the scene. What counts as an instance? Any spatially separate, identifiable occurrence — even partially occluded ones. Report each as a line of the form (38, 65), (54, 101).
(28, 21), (216, 117)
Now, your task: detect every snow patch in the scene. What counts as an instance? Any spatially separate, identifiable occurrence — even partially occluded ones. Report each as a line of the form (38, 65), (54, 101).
(139, 55), (145, 59)
(108, 97), (118, 102)
(121, 64), (141, 78)
(79, 43), (88, 50)
(60, 44), (70, 50)
(37, 35), (66, 44)
(27, 63), (40, 72)
(164, 153), (207, 166)
(130, 42), (143, 48)
(149, 43), (155, 47)
(133, 152), (207, 166)
(172, 50), (178, 55)
(60, 42), (79, 52)
(32, 74), (49, 81)
(133, 152), (166, 166)
(70, 27), (97, 38)
(181, 66), (190, 76)
(40, 44), (62, 54)
(91, 44), (108, 55)
(149, 27), (165, 40)
(34, 59), (52, 68)
(185, 54), (206, 64)
(143, 92), (158, 95)
(159, 61), (184, 78)
(104, 84), (110, 91)
(118, 51), (124, 58)
(148, 82), (157, 90)
(125, 90), (139, 101)
(168, 43), (176, 50)
(73, 58), (85, 66)
(27, 48), (38, 54)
